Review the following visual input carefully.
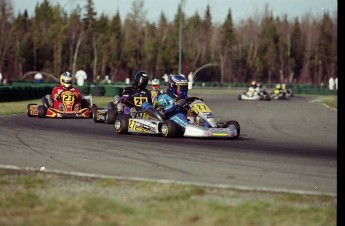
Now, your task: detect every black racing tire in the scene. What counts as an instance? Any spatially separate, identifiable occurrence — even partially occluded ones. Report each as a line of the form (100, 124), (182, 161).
(92, 105), (101, 123)
(224, 120), (240, 139)
(27, 104), (37, 117)
(42, 97), (50, 108)
(106, 102), (116, 124)
(238, 94), (242, 100)
(266, 95), (271, 101)
(37, 105), (47, 118)
(161, 120), (178, 138)
(107, 109), (116, 124)
(108, 102), (115, 110)
(114, 115), (130, 134)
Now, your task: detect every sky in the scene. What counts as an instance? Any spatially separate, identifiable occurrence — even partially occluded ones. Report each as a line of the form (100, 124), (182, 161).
(11, 0), (337, 24)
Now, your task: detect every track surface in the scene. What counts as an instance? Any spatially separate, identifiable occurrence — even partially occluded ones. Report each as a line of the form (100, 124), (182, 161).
(0, 94), (337, 195)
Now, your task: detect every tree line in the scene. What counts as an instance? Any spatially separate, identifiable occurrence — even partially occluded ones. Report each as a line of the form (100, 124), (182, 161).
(0, 0), (337, 85)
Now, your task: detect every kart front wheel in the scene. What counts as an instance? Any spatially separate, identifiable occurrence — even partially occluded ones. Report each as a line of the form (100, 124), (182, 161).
(37, 105), (47, 118)
(92, 105), (102, 123)
(161, 120), (178, 138)
(114, 115), (130, 134)
(224, 120), (240, 139)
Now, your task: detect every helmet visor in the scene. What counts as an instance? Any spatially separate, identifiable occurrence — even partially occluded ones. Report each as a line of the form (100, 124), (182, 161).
(177, 83), (188, 92)
(138, 76), (148, 87)
(62, 78), (73, 84)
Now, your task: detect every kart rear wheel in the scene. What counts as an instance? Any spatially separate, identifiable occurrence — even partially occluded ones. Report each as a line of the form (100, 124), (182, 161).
(224, 120), (240, 139)
(42, 97), (50, 108)
(161, 120), (178, 138)
(238, 94), (242, 100)
(92, 105), (101, 123)
(37, 105), (47, 118)
(27, 104), (36, 117)
(114, 115), (130, 134)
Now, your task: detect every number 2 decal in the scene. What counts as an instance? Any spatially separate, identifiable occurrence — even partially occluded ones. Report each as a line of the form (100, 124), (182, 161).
(134, 97), (148, 107)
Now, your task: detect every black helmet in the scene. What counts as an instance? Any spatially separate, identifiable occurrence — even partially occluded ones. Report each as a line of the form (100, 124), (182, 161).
(133, 71), (149, 89)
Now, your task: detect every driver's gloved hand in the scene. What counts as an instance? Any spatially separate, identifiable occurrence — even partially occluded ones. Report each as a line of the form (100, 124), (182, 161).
(175, 98), (186, 107)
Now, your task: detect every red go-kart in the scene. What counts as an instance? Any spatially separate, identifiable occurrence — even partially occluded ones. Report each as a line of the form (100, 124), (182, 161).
(27, 90), (93, 118)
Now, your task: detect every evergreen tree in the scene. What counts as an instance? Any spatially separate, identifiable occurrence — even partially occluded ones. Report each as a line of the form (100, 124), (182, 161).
(290, 18), (305, 83)
(218, 9), (236, 82)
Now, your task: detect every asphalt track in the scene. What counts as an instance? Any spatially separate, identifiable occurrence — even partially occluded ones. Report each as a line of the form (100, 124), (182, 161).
(0, 94), (337, 196)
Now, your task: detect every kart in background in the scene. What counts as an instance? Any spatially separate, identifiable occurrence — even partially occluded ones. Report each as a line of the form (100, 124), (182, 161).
(238, 88), (271, 101)
(27, 90), (93, 118)
(270, 90), (292, 100)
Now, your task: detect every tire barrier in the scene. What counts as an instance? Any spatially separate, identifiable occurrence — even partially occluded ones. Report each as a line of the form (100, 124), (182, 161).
(89, 85), (105, 96)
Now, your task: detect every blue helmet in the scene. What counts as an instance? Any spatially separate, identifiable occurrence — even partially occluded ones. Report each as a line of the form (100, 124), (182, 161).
(168, 74), (188, 98)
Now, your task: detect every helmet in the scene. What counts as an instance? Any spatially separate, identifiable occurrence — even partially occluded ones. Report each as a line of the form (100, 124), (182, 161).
(133, 71), (149, 89)
(151, 78), (160, 90)
(168, 74), (188, 98)
(251, 80), (257, 87)
(281, 84), (286, 89)
(257, 82), (261, 88)
(276, 84), (281, 89)
(60, 71), (74, 89)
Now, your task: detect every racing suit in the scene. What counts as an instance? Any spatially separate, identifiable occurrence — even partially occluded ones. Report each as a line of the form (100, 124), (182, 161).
(51, 85), (82, 109)
(152, 92), (190, 128)
(120, 87), (153, 114)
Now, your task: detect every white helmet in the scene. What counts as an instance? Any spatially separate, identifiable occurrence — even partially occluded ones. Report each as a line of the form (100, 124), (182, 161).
(151, 78), (160, 90)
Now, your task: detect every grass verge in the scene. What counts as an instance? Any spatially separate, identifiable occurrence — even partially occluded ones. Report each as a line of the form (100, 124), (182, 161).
(0, 168), (336, 226)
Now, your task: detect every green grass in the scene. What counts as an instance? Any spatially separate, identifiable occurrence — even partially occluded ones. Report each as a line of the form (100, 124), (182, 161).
(311, 95), (338, 109)
(0, 169), (336, 226)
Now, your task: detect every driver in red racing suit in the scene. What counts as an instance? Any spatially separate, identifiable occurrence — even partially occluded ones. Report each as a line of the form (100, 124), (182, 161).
(51, 71), (82, 110)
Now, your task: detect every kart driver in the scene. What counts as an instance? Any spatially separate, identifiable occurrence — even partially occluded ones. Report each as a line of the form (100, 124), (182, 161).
(150, 78), (161, 102)
(272, 84), (283, 95)
(49, 71), (82, 110)
(245, 80), (259, 96)
(149, 74), (191, 128)
(120, 71), (153, 115)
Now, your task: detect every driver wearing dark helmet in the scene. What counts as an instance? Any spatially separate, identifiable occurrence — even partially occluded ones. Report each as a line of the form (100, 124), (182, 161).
(120, 71), (153, 115)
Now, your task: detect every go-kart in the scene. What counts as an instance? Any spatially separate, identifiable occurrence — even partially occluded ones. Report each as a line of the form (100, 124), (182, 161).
(114, 97), (240, 139)
(270, 90), (291, 100)
(27, 90), (93, 118)
(238, 89), (271, 101)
